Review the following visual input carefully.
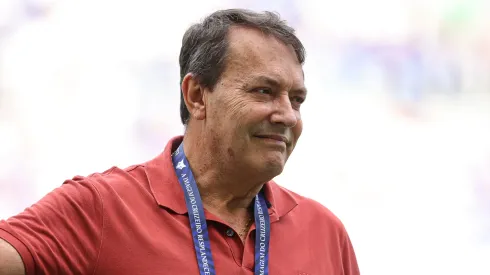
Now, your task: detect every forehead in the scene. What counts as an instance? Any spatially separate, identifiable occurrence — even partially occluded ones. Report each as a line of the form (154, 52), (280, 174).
(223, 26), (304, 84)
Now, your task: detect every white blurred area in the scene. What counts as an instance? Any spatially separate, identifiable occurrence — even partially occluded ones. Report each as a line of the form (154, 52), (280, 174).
(0, 0), (489, 274)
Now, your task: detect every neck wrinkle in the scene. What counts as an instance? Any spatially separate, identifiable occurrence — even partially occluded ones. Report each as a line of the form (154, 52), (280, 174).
(182, 133), (264, 215)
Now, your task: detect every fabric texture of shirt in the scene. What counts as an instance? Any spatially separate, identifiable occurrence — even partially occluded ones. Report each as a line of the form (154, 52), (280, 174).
(0, 136), (360, 275)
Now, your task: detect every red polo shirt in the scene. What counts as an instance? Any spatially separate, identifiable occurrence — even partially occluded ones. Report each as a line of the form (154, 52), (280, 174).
(0, 136), (359, 274)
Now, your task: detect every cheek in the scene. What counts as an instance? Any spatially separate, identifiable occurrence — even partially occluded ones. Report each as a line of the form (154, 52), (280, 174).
(213, 98), (250, 141)
(227, 96), (249, 119)
(226, 97), (262, 129)
(293, 119), (303, 141)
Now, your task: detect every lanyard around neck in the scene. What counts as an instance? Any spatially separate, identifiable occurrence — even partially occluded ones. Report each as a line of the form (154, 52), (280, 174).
(171, 143), (271, 275)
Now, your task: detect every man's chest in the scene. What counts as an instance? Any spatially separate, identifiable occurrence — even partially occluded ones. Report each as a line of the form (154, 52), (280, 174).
(92, 218), (339, 275)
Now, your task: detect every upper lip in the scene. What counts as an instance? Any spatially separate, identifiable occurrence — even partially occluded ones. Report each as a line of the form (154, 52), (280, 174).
(255, 134), (289, 144)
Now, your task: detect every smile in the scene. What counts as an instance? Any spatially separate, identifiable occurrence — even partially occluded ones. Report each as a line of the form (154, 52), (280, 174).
(254, 134), (289, 145)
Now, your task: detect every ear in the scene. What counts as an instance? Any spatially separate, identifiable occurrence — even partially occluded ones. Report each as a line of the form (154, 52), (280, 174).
(181, 73), (206, 121)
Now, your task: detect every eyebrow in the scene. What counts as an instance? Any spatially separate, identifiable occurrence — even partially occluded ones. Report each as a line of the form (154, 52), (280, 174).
(250, 75), (308, 96)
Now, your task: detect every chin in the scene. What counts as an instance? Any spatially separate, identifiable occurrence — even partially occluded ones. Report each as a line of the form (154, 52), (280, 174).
(265, 163), (285, 177)
(244, 150), (287, 178)
(259, 156), (286, 177)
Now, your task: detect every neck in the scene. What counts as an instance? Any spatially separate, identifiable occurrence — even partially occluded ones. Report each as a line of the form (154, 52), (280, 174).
(182, 133), (264, 217)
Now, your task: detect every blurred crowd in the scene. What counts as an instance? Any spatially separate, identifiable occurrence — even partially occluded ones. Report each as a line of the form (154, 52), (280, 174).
(0, 0), (489, 274)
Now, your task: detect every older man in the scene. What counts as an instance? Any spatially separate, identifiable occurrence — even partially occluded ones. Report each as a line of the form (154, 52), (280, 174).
(0, 9), (360, 275)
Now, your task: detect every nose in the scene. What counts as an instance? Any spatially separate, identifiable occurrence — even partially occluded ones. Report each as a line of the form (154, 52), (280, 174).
(270, 94), (298, 128)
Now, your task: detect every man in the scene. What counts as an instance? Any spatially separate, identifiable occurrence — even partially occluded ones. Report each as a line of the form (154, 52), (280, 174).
(0, 9), (360, 275)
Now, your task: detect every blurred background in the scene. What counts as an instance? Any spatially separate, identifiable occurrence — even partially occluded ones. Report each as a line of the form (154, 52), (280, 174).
(0, 0), (489, 274)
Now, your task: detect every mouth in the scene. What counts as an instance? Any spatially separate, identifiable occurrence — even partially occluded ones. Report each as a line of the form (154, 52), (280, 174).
(254, 134), (289, 144)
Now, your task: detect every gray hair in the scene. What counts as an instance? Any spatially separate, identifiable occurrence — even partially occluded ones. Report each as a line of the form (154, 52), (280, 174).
(179, 9), (306, 125)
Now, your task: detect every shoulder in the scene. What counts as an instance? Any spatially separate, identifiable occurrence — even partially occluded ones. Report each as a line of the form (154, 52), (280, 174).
(69, 164), (149, 195)
(272, 182), (348, 234)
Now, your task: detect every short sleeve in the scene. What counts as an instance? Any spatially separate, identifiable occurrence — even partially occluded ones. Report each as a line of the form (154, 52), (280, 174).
(0, 177), (104, 275)
(341, 230), (360, 275)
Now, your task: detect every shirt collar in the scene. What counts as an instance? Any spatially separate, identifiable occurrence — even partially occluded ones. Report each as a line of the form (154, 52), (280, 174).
(144, 136), (298, 221)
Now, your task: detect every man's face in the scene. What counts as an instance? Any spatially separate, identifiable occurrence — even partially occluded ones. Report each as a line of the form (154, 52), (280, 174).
(204, 26), (306, 179)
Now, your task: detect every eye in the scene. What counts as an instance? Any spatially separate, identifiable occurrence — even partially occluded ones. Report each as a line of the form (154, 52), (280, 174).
(291, 96), (305, 104)
(255, 88), (272, 95)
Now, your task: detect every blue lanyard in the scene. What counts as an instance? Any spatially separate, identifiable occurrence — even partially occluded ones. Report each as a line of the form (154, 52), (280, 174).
(172, 143), (270, 275)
